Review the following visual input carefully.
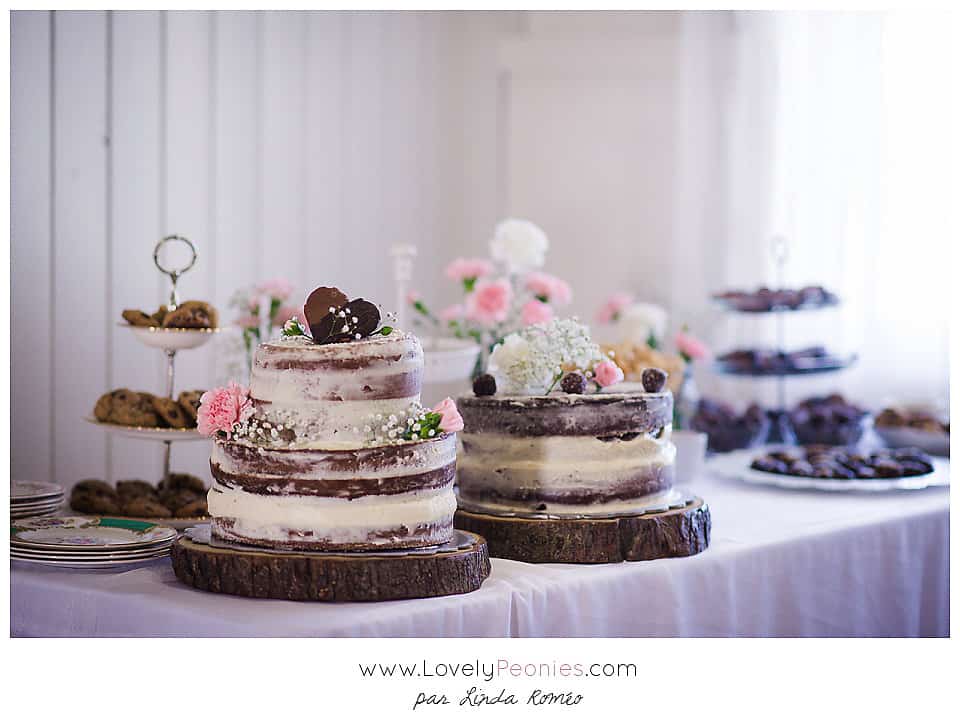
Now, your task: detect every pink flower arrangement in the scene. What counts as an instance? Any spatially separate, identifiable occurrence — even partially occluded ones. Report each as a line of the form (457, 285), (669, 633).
(593, 359), (625, 388)
(233, 314), (260, 329)
(271, 304), (305, 328)
(525, 272), (572, 306)
(439, 303), (464, 322)
(444, 258), (494, 284)
(257, 277), (294, 301)
(197, 382), (255, 436)
(676, 329), (711, 363)
(465, 278), (512, 325)
(595, 293), (634, 324)
(431, 398), (464, 433)
(521, 298), (554, 326)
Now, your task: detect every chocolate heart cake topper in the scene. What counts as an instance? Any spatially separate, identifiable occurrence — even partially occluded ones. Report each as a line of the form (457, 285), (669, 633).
(303, 286), (385, 344)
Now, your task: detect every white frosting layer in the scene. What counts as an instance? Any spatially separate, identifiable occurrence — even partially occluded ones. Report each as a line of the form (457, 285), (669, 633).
(208, 484), (456, 545)
(458, 431), (675, 489)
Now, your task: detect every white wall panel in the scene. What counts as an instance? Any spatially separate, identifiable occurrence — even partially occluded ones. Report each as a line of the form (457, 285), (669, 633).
(109, 9), (164, 481)
(11, 11), (53, 482)
(52, 10), (109, 483)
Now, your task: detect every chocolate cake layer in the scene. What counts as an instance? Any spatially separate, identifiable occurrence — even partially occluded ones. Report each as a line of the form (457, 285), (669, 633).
(211, 460), (456, 499)
(456, 387), (672, 438)
(212, 517), (453, 552)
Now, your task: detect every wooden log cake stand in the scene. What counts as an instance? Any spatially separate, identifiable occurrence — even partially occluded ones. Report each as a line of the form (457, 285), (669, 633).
(453, 497), (711, 564)
(171, 530), (491, 602)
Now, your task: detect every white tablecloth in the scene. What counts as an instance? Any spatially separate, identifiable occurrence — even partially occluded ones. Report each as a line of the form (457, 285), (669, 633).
(11, 472), (949, 637)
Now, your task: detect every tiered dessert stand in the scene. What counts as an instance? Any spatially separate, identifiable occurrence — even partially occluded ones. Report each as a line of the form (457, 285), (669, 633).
(712, 237), (857, 444)
(86, 236), (216, 485)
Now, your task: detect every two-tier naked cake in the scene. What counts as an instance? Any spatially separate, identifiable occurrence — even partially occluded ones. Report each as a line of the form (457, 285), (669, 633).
(456, 318), (677, 516)
(198, 286), (463, 551)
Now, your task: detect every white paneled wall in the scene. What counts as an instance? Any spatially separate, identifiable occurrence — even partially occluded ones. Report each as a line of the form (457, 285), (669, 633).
(10, 10), (513, 485)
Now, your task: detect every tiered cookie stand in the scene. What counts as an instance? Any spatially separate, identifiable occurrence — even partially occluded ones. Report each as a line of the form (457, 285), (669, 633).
(712, 237), (857, 443)
(171, 527), (491, 602)
(85, 236), (216, 485)
(454, 497), (710, 564)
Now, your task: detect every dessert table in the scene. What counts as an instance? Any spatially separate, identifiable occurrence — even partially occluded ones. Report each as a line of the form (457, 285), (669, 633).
(11, 472), (949, 637)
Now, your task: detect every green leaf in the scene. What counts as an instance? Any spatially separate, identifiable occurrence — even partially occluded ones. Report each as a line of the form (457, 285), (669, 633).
(463, 277), (477, 293)
(376, 326), (393, 336)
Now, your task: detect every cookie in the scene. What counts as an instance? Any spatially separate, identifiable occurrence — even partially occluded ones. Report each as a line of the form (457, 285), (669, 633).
(159, 488), (198, 511)
(175, 498), (208, 518)
(122, 309), (156, 327)
(162, 300), (218, 329)
(71, 490), (119, 515)
(152, 396), (190, 428)
(94, 392), (114, 422)
(110, 391), (161, 428)
(159, 472), (206, 494)
(121, 498), (172, 518)
(150, 305), (170, 326)
(116, 479), (156, 501)
(177, 390), (204, 422)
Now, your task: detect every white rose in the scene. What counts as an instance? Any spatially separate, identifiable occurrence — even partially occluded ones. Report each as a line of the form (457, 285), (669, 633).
(618, 303), (668, 345)
(489, 218), (549, 272)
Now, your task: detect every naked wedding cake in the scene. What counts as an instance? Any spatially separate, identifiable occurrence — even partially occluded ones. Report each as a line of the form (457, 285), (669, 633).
(197, 286), (463, 552)
(456, 318), (677, 516)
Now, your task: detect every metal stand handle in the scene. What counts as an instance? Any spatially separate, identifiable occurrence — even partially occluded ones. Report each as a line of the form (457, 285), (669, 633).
(153, 235), (197, 309)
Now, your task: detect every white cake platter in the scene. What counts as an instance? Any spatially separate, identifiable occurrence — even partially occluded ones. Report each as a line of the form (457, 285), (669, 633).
(874, 426), (950, 457)
(83, 416), (206, 442)
(420, 336), (480, 383)
(708, 448), (950, 493)
(117, 322), (220, 350)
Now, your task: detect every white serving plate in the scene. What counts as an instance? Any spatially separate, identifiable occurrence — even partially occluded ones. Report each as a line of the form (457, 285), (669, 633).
(117, 323), (219, 350)
(874, 426), (949, 457)
(11, 481), (65, 502)
(11, 516), (178, 550)
(709, 448), (950, 493)
(10, 553), (168, 569)
(83, 417), (206, 442)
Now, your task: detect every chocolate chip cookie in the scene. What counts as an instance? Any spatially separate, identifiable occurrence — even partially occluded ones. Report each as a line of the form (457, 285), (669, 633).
(152, 395), (191, 428)
(162, 300), (218, 329)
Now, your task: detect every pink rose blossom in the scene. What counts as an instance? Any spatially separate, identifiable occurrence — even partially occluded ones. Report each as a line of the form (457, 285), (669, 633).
(525, 272), (572, 306)
(406, 289), (421, 305)
(439, 304), (464, 322)
(521, 299), (554, 326)
(593, 359), (625, 388)
(444, 258), (494, 283)
(431, 398), (464, 433)
(234, 314), (260, 329)
(595, 293), (634, 324)
(676, 330), (711, 361)
(197, 382), (254, 436)
(257, 277), (294, 301)
(272, 304), (305, 328)
(465, 278), (512, 325)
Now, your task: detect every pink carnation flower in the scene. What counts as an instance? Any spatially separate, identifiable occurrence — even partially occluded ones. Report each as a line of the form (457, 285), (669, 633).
(521, 299), (554, 326)
(445, 258), (494, 283)
(595, 293), (634, 324)
(439, 304), (464, 322)
(272, 304), (305, 328)
(676, 330), (711, 361)
(257, 277), (294, 301)
(406, 289), (421, 305)
(593, 359), (625, 388)
(234, 314), (260, 329)
(465, 278), (512, 325)
(431, 398), (464, 433)
(525, 272), (572, 306)
(197, 382), (254, 436)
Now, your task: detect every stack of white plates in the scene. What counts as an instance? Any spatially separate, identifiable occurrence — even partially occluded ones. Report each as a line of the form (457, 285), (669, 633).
(11, 481), (65, 519)
(10, 515), (178, 568)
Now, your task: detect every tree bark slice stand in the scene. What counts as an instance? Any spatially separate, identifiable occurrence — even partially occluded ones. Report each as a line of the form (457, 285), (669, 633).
(170, 529), (491, 601)
(453, 497), (710, 564)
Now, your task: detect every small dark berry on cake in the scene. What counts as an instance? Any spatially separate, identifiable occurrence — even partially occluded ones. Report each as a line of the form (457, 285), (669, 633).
(641, 367), (668, 393)
(472, 373), (497, 397)
(561, 371), (587, 394)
